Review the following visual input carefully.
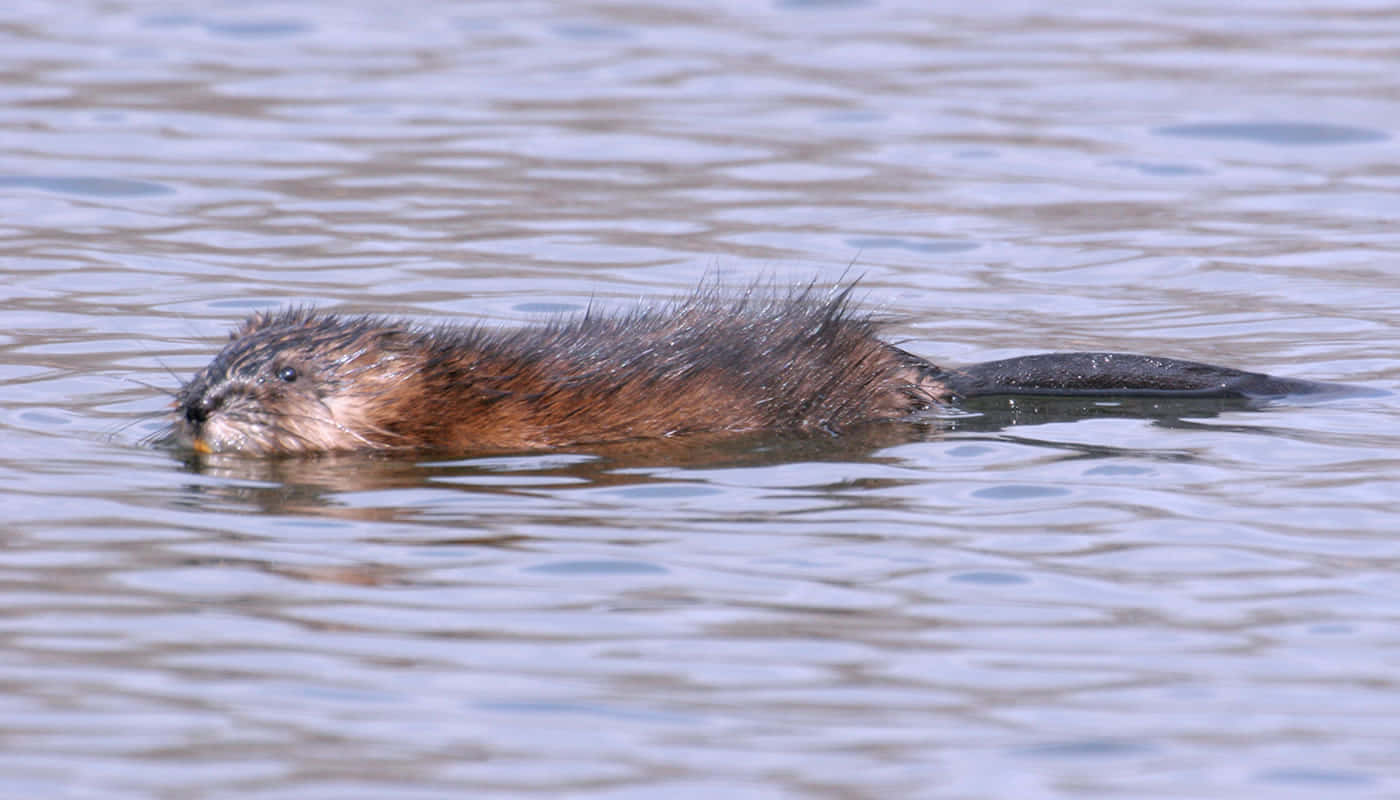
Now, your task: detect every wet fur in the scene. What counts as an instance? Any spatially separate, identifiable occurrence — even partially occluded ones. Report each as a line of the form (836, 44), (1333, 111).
(175, 286), (946, 455)
(173, 285), (1349, 456)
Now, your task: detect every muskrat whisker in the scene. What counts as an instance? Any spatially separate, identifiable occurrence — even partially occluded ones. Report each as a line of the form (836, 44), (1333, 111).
(113, 408), (168, 429)
(152, 357), (186, 388)
(120, 375), (178, 398)
(321, 409), (410, 449)
(266, 421), (320, 451)
(262, 405), (406, 451)
(105, 408), (175, 445)
(347, 420), (413, 447)
(137, 422), (182, 448)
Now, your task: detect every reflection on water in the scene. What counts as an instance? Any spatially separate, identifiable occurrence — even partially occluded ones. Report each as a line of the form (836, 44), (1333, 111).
(3, 0), (1400, 797)
(165, 393), (1328, 518)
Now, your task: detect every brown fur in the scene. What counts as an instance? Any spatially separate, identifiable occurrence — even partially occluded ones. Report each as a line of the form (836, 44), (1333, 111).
(173, 284), (1348, 457)
(173, 286), (950, 455)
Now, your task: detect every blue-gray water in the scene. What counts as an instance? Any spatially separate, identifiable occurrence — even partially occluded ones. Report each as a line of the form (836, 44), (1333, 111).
(3, 1), (1400, 797)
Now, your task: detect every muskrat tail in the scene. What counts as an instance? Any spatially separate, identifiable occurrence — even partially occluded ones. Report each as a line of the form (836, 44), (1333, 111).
(940, 352), (1357, 400)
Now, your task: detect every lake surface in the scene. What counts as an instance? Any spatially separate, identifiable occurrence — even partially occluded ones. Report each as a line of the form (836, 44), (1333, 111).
(4, 1), (1400, 797)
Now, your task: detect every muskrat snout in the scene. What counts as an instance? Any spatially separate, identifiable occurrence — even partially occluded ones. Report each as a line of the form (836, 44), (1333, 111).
(182, 395), (213, 425)
(173, 377), (234, 453)
(173, 374), (306, 456)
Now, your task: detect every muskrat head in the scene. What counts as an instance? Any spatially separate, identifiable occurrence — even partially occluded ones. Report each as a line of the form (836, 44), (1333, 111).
(174, 310), (417, 456)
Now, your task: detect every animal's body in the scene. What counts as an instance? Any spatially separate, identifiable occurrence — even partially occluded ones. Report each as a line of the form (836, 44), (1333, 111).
(172, 286), (1340, 456)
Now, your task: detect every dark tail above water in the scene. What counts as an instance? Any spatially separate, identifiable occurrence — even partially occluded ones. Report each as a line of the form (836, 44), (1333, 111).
(938, 352), (1361, 401)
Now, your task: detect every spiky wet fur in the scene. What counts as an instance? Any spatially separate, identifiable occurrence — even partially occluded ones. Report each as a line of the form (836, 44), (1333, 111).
(173, 286), (951, 456)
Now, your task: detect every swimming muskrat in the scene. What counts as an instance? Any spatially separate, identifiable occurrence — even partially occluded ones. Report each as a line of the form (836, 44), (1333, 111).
(172, 285), (1347, 456)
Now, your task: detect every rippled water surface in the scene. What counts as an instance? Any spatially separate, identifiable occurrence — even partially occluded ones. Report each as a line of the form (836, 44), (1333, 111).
(5, 1), (1400, 797)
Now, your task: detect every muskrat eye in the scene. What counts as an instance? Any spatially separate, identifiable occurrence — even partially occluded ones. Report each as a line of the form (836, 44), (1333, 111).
(276, 366), (298, 383)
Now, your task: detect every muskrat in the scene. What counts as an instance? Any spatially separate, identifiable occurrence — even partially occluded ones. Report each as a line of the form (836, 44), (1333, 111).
(172, 285), (1348, 456)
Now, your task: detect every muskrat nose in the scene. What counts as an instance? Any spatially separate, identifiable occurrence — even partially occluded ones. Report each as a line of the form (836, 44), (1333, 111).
(184, 398), (212, 425)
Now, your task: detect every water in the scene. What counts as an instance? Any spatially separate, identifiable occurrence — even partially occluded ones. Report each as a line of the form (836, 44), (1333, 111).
(4, 1), (1400, 797)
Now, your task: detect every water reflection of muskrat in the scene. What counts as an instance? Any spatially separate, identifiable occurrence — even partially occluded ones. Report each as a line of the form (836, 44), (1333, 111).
(172, 285), (1347, 456)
